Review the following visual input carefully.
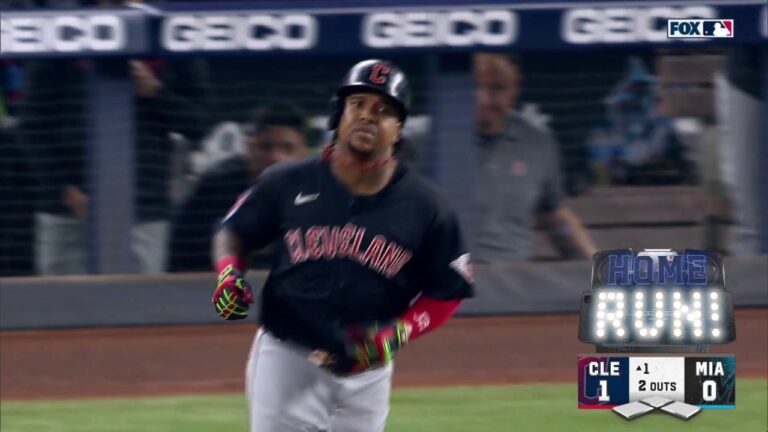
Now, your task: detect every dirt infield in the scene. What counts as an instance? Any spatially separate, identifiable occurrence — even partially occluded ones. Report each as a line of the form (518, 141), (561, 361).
(1, 309), (766, 400)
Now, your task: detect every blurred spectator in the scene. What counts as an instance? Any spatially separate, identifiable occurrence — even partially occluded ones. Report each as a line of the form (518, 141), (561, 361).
(0, 60), (35, 276)
(587, 57), (694, 186)
(168, 103), (310, 272)
(471, 53), (597, 263)
(715, 47), (767, 254)
(20, 56), (210, 275)
(0, 130), (35, 277)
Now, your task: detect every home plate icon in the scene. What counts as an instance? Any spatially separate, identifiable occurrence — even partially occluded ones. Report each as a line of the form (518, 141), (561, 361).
(613, 396), (702, 421)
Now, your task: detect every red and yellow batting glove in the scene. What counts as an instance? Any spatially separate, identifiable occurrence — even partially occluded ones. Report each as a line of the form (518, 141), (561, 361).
(336, 297), (462, 373)
(212, 256), (253, 320)
(343, 320), (411, 371)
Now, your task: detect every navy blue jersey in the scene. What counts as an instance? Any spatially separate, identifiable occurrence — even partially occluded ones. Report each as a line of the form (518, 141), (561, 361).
(222, 156), (474, 353)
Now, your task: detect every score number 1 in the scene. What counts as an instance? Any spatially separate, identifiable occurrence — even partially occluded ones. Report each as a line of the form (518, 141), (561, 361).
(599, 380), (610, 401)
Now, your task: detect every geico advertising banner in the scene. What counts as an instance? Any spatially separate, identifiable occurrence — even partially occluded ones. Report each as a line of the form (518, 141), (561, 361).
(156, 4), (764, 55)
(1, 2), (765, 58)
(0, 9), (148, 57)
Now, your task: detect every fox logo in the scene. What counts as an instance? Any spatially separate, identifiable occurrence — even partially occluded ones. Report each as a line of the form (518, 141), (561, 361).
(668, 19), (733, 38)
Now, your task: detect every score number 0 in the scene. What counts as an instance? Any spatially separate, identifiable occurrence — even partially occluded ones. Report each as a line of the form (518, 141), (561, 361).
(702, 380), (717, 401)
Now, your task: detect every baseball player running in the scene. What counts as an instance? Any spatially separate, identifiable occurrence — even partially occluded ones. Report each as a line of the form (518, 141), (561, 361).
(211, 59), (474, 432)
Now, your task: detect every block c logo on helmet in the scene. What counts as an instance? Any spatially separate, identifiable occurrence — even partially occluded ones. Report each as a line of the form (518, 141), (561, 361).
(369, 64), (391, 84)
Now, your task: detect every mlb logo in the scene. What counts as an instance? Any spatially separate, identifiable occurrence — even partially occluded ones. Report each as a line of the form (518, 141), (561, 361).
(667, 19), (734, 38)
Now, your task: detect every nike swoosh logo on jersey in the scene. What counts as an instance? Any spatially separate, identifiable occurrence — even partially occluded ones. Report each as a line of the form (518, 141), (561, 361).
(294, 192), (320, 205)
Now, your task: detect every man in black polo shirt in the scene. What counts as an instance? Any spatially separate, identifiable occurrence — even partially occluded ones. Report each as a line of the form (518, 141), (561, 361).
(169, 103), (309, 271)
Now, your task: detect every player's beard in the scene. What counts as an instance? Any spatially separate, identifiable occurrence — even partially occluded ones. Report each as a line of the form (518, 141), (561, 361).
(346, 139), (377, 161)
(330, 138), (395, 171)
(345, 125), (381, 161)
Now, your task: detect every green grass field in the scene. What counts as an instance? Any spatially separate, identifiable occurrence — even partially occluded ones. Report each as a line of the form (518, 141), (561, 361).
(2, 379), (765, 432)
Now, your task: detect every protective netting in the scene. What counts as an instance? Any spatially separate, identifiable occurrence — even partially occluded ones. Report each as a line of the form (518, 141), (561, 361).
(0, 44), (761, 275)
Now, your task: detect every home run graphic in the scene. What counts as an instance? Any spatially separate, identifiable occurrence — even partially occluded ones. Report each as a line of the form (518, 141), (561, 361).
(577, 249), (736, 421)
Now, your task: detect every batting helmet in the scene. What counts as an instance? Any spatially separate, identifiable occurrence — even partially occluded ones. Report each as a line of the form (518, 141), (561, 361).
(328, 59), (410, 130)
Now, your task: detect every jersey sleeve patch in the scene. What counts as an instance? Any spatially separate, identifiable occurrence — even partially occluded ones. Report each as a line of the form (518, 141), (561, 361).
(222, 189), (252, 223)
(449, 253), (474, 284)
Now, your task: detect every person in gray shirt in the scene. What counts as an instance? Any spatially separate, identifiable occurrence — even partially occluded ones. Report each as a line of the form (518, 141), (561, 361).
(471, 53), (597, 263)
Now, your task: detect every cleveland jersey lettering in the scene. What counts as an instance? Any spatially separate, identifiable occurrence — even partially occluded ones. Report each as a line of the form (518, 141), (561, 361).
(284, 224), (413, 277)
